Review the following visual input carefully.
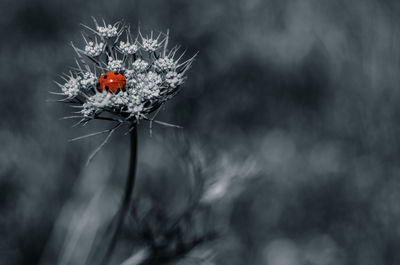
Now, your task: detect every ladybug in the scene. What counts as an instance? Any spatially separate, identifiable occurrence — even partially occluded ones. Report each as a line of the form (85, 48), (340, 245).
(97, 72), (127, 93)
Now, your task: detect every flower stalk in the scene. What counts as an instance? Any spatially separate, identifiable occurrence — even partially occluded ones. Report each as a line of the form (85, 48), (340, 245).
(100, 123), (138, 265)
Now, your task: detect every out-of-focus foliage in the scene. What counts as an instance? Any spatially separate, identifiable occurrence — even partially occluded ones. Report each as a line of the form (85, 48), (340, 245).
(1, 0), (400, 264)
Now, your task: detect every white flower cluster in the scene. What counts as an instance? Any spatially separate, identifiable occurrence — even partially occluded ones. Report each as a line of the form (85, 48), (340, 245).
(133, 71), (163, 100)
(107, 58), (124, 72)
(76, 63), (185, 117)
(62, 76), (81, 98)
(59, 20), (195, 121)
(84, 41), (104, 57)
(110, 91), (130, 106)
(82, 92), (107, 116)
(119, 41), (138, 54)
(142, 38), (160, 52)
(132, 59), (149, 72)
(165, 71), (183, 88)
(97, 24), (118, 38)
(154, 57), (176, 71)
(79, 70), (164, 118)
(60, 71), (98, 98)
(124, 69), (135, 79)
(81, 90), (146, 118)
(79, 72), (97, 89)
(110, 92), (144, 115)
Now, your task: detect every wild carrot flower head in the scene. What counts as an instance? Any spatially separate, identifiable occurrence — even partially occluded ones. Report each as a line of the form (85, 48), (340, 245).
(54, 18), (195, 127)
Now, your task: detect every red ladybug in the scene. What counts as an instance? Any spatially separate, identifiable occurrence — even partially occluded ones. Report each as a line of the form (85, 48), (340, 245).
(97, 72), (126, 93)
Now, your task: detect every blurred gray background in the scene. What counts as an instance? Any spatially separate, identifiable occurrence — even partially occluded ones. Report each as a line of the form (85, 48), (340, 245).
(1, 0), (400, 264)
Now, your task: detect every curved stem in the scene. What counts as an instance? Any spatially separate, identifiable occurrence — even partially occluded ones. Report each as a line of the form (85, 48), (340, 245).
(100, 123), (138, 265)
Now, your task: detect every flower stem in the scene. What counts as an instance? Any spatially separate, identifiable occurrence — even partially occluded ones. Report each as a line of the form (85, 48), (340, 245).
(101, 123), (138, 265)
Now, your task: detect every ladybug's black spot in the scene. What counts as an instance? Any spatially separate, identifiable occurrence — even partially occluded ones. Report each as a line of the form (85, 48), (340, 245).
(114, 72), (119, 75)
(103, 75), (108, 79)
(105, 86), (110, 92)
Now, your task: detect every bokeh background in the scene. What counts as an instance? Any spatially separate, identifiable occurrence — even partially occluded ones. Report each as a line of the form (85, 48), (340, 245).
(1, 0), (400, 264)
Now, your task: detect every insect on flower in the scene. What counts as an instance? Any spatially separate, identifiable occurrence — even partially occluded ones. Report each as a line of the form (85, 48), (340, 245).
(55, 17), (195, 120)
(51, 18), (202, 265)
(53, 17), (196, 162)
(97, 72), (127, 93)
